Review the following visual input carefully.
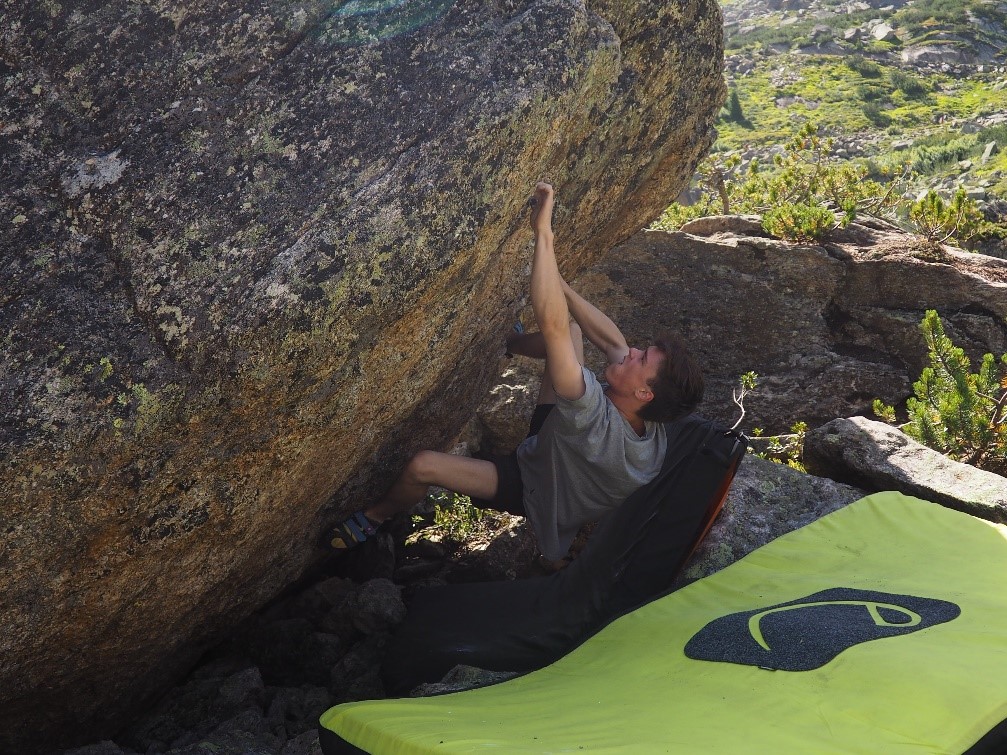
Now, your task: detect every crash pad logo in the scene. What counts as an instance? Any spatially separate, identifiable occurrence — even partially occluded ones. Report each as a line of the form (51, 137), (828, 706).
(684, 587), (960, 671)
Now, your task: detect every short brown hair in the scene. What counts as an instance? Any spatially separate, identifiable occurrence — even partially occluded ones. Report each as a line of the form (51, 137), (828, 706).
(638, 333), (704, 423)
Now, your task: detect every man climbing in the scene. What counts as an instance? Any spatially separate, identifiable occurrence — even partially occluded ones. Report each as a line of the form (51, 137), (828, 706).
(329, 182), (704, 563)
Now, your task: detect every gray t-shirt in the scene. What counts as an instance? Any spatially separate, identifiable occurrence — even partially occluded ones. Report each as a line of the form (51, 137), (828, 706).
(515, 366), (668, 560)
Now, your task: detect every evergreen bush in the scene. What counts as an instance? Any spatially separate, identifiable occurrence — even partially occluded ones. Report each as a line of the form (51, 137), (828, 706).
(889, 69), (930, 98)
(855, 83), (885, 101)
(874, 310), (1007, 474)
(908, 188), (984, 245)
(862, 102), (891, 127)
(724, 89), (753, 128)
(762, 202), (836, 241)
(845, 54), (884, 78)
(653, 123), (901, 233)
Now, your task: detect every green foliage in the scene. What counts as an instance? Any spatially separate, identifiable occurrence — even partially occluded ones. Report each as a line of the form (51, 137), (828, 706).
(977, 123), (1007, 148)
(861, 102), (892, 127)
(739, 371), (759, 392)
(908, 134), (976, 174)
(651, 153), (742, 229)
(855, 83), (886, 102)
(762, 202), (836, 242)
(654, 122), (902, 234)
(892, 0), (969, 38)
(894, 310), (1007, 473)
(868, 128), (1007, 206)
(845, 55), (884, 78)
(748, 422), (809, 471)
(907, 188), (985, 245)
(731, 372), (807, 470)
(724, 89), (752, 128)
(872, 399), (897, 423)
(656, 113), (1006, 248)
(412, 490), (497, 543)
(889, 69), (930, 98)
(729, 370), (759, 430)
(726, 23), (799, 51)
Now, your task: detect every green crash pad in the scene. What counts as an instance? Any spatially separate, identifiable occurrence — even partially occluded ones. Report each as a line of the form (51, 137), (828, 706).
(319, 492), (1007, 753)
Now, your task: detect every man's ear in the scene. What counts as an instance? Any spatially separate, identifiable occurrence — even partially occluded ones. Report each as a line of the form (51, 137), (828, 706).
(635, 386), (654, 403)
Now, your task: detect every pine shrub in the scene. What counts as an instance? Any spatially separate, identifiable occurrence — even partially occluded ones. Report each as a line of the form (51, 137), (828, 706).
(762, 202), (836, 242)
(862, 102), (892, 127)
(889, 69), (930, 98)
(908, 188), (984, 246)
(845, 54), (884, 78)
(888, 310), (1007, 474)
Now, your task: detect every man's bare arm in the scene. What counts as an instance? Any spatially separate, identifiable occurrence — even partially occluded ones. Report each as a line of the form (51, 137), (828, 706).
(529, 183), (585, 401)
(561, 280), (629, 364)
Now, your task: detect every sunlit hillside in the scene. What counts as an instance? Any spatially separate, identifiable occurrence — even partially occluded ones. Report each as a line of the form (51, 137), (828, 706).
(671, 0), (1007, 250)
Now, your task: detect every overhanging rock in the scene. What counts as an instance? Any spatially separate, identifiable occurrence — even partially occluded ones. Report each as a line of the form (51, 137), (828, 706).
(0, 0), (725, 750)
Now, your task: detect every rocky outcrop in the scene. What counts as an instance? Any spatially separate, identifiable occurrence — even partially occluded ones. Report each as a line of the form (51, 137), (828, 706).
(0, 2), (726, 750)
(901, 43), (973, 66)
(676, 455), (867, 582)
(564, 219), (1007, 435)
(804, 417), (1007, 523)
(474, 218), (1007, 450)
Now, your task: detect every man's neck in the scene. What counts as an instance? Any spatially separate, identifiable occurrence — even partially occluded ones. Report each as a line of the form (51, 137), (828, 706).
(604, 388), (646, 436)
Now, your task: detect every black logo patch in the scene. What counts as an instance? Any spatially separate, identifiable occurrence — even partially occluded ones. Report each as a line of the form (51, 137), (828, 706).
(684, 587), (960, 671)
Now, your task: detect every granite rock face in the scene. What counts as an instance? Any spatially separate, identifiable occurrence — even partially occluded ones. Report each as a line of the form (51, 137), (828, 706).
(0, 1), (725, 750)
(676, 454), (868, 583)
(804, 417), (1007, 523)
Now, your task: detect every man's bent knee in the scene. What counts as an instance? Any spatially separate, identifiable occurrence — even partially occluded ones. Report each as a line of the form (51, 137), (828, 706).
(406, 450), (443, 485)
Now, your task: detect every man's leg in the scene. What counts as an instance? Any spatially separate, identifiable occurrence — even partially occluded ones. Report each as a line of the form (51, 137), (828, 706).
(365, 451), (498, 522)
(330, 452), (498, 550)
(331, 323), (584, 550)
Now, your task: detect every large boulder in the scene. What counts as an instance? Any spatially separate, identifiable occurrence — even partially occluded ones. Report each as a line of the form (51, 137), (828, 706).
(0, 1), (725, 750)
(804, 417), (1007, 524)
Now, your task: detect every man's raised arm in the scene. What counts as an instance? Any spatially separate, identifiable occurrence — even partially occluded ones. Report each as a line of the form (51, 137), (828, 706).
(561, 280), (629, 365)
(529, 183), (586, 401)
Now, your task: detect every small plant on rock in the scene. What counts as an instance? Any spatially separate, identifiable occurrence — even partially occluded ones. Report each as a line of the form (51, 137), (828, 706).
(410, 490), (497, 543)
(874, 310), (1007, 474)
(907, 188), (985, 247)
(731, 371), (807, 471)
(762, 202), (836, 242)
(748, 423), (808, 471)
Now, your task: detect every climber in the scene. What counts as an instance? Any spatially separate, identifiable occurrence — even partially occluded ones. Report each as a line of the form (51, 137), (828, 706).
(328, 182), (704, 563)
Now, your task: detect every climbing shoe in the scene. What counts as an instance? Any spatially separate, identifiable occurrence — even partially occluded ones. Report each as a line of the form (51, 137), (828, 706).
(504, 319), (525, 358)
(329, 512), (380, 550)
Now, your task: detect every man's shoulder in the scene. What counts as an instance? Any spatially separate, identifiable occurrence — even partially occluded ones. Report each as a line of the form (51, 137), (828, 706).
(554, 368), (608, 420)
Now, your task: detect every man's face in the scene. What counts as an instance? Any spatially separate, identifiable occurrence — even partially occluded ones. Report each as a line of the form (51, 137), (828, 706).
(606, 345), (665, 399)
